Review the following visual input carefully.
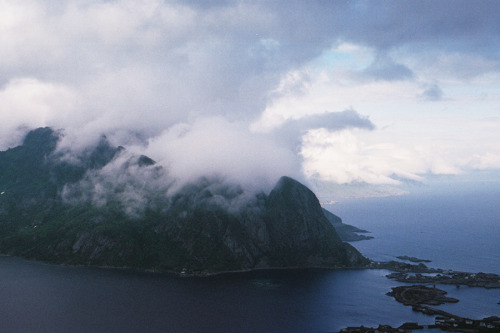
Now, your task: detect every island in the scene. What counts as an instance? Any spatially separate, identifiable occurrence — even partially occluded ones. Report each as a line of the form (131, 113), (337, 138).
(386, 285), (458, 306)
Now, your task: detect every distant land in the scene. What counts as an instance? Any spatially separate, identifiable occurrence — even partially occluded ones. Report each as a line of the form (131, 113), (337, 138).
(322, 208), (374, 242)
(0, 127), (368, 274)
(396, 255), (431, 263)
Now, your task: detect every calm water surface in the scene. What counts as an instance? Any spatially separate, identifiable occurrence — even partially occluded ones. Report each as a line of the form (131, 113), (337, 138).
(329, 183), (500, 274)
(0, 185), (499, 332)
(0, 258), (439, 332)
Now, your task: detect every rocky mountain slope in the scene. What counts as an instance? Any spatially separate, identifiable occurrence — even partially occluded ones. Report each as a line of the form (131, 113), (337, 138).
(0, 128), (367, 274)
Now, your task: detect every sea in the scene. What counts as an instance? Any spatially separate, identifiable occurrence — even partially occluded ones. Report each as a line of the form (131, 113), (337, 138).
(0, 182), (499, 332)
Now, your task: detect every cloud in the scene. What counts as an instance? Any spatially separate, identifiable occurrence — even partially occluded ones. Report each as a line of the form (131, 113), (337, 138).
(0, 78), (79, 149)
(1, 0), (500, 198)
(362, 54), (414, 81)
(287, 110), (375, 132)
(419, 83), (444, 101)
(300, 116), (500, 189)
(1, 1), (352, 149)
(470, 153), (500, 170)
(300, 128), (461, 185)
(261, 110), (376, 155)
(334, 1), (500, 52)
(141, 116), (303, 193)
(408, 52), (500, 81)
(301, 129), (421, 185)
(61, 150), (171, 217)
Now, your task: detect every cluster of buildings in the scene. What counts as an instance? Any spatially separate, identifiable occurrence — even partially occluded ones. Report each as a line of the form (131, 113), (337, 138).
(435, 315), (500, 331)
(337, 315), (500, 333)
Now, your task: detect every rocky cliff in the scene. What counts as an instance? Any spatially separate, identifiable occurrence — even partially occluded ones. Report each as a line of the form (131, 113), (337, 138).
(0, 128), (367, 273)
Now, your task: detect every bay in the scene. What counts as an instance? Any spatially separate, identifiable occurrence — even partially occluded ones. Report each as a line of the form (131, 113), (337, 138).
(0, 258), (436, 332)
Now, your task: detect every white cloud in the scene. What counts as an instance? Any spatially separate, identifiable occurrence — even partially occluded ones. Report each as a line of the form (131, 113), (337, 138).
(470, 153), (500, 170)
(142, 117), (302, 193)
(1, 0), (500, 197)
(300, 116), (500, 187)
(301, 129), (428, 185)
(0, 78), (78, 149)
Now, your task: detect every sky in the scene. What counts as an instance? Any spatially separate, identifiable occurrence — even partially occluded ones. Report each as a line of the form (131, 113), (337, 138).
(1, 0), (499, 199)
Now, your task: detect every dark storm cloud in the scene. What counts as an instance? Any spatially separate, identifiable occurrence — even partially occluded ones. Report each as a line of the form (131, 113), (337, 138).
(333, 0), (500, 52)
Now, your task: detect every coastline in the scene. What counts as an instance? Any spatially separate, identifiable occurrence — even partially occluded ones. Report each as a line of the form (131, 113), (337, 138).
(2, 252), (499, 284)
(0, 253), (369, 278)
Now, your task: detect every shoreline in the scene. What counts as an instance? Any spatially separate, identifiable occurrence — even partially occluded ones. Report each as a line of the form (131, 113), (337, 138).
(2, 253), (499, 281)
(0, 253), (369, 278)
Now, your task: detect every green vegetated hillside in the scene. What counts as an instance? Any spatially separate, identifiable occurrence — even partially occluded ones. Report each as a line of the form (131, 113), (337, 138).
(0, 128), (367, 274)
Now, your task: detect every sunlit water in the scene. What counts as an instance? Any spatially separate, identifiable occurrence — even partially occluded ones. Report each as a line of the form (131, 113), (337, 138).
(0, 184), (498, 332)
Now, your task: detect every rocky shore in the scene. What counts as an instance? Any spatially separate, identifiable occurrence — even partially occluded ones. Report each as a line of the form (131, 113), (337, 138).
(386, 271), (500, 289)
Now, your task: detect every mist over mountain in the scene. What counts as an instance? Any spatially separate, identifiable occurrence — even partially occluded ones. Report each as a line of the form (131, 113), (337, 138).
(0, 128), (367, 273)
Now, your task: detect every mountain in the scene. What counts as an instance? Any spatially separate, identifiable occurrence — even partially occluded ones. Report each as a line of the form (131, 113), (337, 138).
(322, 208), (374, 242)
(0, 128), (367, 274)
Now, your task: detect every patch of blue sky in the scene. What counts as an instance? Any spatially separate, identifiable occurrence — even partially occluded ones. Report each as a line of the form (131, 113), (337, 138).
(312, 48), (371, 72)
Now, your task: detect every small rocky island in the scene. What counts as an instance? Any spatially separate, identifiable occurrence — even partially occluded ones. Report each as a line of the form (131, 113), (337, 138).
(386, 285), (458, 306)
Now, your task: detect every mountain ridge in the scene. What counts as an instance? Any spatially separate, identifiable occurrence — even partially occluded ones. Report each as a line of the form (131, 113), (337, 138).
(0, 127), (368, 274)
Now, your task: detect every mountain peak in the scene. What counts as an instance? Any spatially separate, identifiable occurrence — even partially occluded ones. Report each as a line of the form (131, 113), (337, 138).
(268, 176), (325, 223)
(273, 175), (305, 189)
(21, 127), (59, 154)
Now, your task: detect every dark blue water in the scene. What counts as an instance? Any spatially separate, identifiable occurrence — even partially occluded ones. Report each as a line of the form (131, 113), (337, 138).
(0, 258), (437, 332)
(0, 184), (499, 332)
